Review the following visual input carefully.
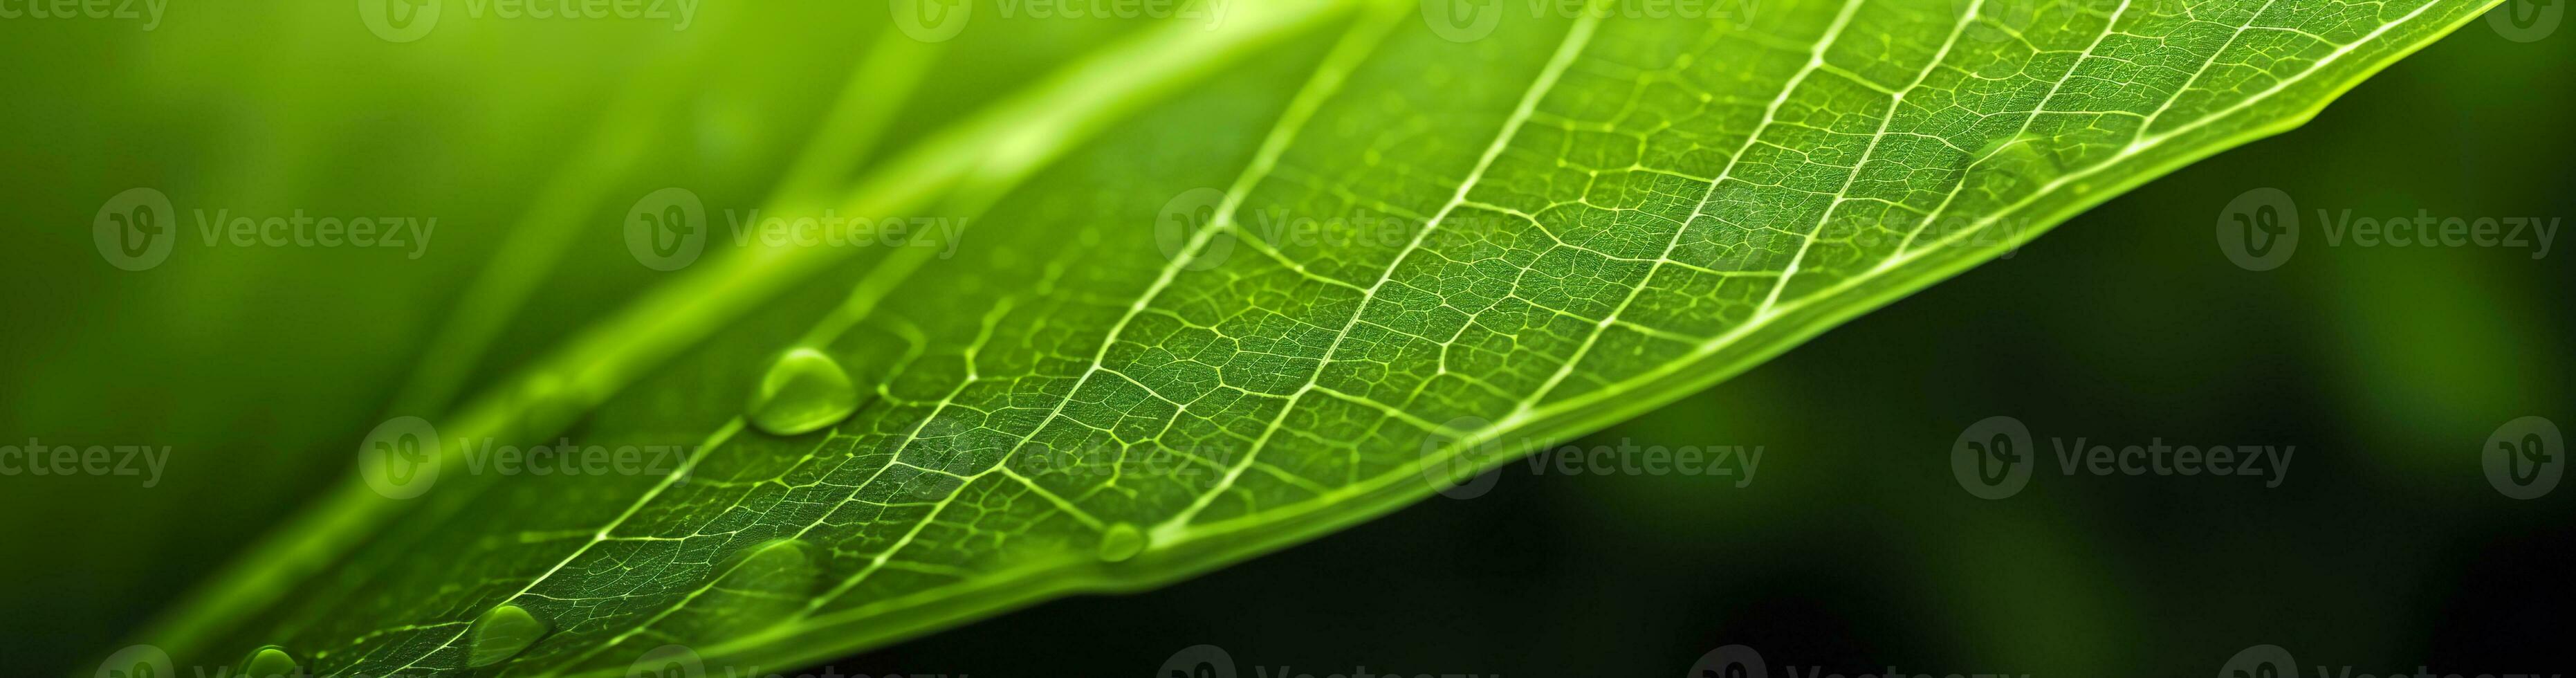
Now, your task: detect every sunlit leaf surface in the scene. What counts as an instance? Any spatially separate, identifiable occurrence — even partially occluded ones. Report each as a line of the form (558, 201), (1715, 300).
(139, 0), (2501, 675)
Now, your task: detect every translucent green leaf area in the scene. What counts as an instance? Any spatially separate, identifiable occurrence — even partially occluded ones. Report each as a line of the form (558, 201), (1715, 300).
(142, 0), (2500, 675)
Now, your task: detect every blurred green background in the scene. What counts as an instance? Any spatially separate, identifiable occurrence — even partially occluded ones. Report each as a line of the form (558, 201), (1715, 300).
(1, 2), (2566, 677)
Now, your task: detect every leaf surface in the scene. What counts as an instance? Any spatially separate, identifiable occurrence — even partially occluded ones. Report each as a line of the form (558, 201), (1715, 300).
(141, 0), (2501, 674)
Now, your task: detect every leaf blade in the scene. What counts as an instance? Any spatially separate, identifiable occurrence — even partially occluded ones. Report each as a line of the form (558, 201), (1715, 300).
(139, 0), (2504, 675)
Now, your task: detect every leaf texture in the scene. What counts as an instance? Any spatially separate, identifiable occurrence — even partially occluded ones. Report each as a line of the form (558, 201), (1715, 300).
(139, 0), (2502, 675)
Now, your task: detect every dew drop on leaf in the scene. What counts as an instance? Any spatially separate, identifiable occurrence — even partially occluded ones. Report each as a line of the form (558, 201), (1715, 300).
(466, 603), (549, 668)
(746, 348), (859, 436)
(692, 538), (826, 637)
(235, 645), (297, 678)
(1096, 523), (1146, 562)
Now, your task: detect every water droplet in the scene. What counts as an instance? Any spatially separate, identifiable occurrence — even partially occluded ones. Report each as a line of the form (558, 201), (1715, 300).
(466, 603), (549, 668)
(687, 538), (825, 638)
(746, 348), (858, 436)
(1096, 522), (1146, 562)
(235, 646), (297, 678)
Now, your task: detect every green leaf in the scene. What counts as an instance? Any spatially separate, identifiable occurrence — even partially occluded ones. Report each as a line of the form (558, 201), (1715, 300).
(137, 0), (2500, 675)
